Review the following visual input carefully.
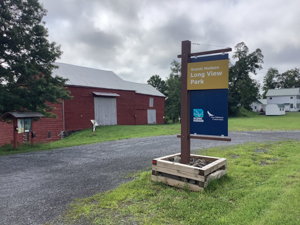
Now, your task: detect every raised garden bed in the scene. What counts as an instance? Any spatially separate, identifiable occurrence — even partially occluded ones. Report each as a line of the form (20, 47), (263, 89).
(151, 153), (227, 191)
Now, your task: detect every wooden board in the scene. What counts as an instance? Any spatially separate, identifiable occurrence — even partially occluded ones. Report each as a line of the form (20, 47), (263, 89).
(152, 153), (227, 191)
(152, 164), (205, 182)
(151, 175), (204, 192)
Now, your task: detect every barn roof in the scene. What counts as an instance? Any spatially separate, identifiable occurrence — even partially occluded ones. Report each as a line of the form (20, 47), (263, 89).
(266, 88), (300, 97)
(53, 63), (165, 97)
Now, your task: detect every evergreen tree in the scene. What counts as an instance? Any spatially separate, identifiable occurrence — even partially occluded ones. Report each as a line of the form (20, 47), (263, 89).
(147, 74), (167, 96)
(0, 0), (71, 117)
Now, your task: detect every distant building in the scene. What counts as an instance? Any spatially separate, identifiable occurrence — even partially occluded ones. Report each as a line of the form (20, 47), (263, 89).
(251, 99), (267, 112)
(266, 88), (300, 112)
(265, 104), (285, 116)
(0, 63), (165, 146)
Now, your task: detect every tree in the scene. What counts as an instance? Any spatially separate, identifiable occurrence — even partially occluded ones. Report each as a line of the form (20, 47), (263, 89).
(165, 60), (181, 122)
(147, 74), (167, 96)
(228, 42), (263, 115)
(262, 67), (300, 97)
(0, 0), (71, 117)
(277, 68), (300, 89)
(262, 67), (279, 98)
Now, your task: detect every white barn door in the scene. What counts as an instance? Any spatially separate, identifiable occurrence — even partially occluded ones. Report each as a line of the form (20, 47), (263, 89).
(147, 109), (156, 124)
(94, 97), (117, 126)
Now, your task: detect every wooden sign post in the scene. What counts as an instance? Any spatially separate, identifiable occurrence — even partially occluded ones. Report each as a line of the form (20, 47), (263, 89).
(178, 40), (232, 164)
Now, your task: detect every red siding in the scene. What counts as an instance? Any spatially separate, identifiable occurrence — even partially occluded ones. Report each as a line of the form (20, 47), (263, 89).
(134, 94), (165, 125)
(64, 86), (137, 130)
(0, 86), (165, 147)
(0, 103), (63, 146)
(64, 86), (165, 130)
(0, 121), (14, 146)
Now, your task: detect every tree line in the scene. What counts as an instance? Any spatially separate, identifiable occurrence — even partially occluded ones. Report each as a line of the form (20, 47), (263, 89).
(147, 42), (299, 120)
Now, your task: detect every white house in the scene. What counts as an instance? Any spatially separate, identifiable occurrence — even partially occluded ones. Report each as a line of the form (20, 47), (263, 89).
(251, 99), (267, 112)
(266, 88), (300, 112)
(266, 104), (285, 116)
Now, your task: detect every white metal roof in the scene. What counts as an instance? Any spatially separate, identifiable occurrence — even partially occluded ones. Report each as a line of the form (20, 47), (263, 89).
(53, 63), (165, 97)
(258, 99), (267, 105)
(93, 92), (120, 97)
(266, 88), (300, 97)
(123, 81), (165, 97)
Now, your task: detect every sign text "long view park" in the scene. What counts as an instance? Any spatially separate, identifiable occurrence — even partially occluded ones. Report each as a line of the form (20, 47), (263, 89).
(187, 59), (229, 90)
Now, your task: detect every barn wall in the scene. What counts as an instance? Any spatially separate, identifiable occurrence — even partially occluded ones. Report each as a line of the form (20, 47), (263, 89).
(64, 86), (137, 131)
(64, 86), (165, 130)
(0, 86), (165, 147)
(134, 94), (165, 124)
(32, 103), (64, 144)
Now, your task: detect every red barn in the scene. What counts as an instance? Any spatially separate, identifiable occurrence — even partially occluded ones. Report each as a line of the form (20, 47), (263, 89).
(0, 63), (165, 146)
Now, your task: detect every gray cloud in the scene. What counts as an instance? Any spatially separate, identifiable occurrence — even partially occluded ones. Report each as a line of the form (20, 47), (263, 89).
(39, 0), (300, 84)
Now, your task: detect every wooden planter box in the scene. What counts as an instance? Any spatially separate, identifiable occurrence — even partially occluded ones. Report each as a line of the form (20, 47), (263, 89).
(151, 153), (227, 191)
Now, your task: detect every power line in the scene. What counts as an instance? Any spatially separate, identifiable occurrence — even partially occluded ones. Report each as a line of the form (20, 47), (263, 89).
(191, 43), (230, 49)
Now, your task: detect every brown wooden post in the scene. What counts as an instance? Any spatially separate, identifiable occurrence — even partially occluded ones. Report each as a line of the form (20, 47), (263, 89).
(31, 118), (34, 146)
(180, 40), (191, 164)
(13, 118), (18, 149)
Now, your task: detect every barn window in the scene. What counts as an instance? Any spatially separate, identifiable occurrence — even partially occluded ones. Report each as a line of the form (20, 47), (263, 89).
(297, 96), (300, 99)
(290, 96), (293, 99)
(47, 131), (52, 139)
(149, 98), (154, 107)
(290, 104), (293, 109)
(297, 104), (300, 109)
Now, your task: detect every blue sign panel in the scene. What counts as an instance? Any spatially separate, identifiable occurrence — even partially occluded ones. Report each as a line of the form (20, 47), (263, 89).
(190, 89), (228, 136)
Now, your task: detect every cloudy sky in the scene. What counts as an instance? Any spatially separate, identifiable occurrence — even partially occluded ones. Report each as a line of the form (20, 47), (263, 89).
(40, 0), (300, 86)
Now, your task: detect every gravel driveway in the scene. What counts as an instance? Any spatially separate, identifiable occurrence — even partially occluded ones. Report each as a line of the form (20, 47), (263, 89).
(1, 131), (300, 225)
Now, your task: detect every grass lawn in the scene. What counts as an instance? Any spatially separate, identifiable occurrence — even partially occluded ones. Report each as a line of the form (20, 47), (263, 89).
(229, 112), (300, 131)
(0, 124), (180, 155)
(51, 140), (300, 225)
(1, 112), (299, 155)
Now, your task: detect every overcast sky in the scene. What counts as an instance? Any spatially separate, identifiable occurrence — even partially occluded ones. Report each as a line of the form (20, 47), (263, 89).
(40, 0), (300, 86)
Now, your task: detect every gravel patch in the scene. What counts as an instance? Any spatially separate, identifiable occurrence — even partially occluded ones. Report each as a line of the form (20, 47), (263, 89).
(0, 130), (300, 225)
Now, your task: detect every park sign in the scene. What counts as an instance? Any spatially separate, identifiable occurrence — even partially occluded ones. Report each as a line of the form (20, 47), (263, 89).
(189, 54), (229, 136)
(187, 54), (229, 90)
(190, 89), (228, 136)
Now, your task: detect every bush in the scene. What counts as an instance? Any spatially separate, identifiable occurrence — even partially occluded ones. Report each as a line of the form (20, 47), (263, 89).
(164, 116), (170, 124)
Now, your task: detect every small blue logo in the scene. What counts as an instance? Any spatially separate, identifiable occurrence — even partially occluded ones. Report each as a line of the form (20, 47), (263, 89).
(193, 109), (203, 118)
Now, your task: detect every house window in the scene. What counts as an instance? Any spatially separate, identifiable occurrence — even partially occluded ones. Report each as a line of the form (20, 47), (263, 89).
(290, 96), (293, 99)
(297, 104), (300, 109)
(269, 97), (272, 100)
(297, 96), (300, 99)
(290, 104), (293, 109)
(47, 131), (52, 139)
(149, 98), (154, 107)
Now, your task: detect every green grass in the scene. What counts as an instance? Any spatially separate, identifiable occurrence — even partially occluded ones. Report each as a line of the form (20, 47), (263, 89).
(1, 112), (300, 155)
(51, 140), (300, 225)
(0, 124), (180, 155)
(229, 112), (300, 131)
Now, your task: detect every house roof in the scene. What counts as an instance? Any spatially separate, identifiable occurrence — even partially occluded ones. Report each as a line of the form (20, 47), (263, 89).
(258, 99), (267, 105)
(53, 63), (165, 97)
(266, 88), (300, 97)
(277, 104), (285, 108)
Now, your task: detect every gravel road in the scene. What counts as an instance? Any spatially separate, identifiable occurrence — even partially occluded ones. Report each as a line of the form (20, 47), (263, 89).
(0, 131), (300, 225)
